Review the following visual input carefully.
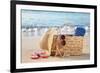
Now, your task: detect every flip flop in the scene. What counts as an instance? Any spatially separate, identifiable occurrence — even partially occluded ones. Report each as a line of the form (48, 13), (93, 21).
(40, 54), (49, 58)
(31, 53), (39, 59)
(38, 51), (49, 58)
(31, 50), (49, 59)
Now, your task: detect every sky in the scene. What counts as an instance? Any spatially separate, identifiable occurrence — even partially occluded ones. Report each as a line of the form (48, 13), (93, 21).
(21, 9), (90, 27)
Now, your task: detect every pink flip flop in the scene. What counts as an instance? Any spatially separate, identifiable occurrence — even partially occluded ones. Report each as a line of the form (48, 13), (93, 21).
(38, 51), (49, 58)
(31, 50), (49, 59)
(31, 53), (39, 59)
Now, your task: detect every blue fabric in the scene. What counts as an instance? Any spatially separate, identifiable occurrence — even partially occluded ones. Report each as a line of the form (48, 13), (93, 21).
(75, 27), (86, 36)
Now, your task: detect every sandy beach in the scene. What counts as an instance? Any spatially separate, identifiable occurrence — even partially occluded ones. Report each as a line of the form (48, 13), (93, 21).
(21, 31), (90, 63)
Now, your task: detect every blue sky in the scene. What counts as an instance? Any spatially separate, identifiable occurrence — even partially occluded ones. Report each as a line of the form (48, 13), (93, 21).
(21, 9), (90, 27)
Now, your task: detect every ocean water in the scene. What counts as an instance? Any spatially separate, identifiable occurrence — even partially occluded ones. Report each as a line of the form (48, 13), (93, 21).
(21, 9), (90, 27)
(21, 9), (90, 37)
